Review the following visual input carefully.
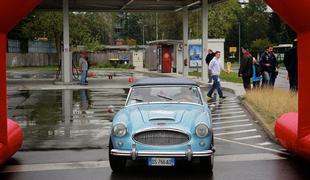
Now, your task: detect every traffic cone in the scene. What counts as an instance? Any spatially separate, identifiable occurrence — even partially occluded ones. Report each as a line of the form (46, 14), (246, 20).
(90, 71), (96, 77)
(128, 76), (134, 83)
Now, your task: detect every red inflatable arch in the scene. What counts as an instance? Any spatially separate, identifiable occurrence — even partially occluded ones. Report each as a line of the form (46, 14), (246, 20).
(264, 0), (310, 159)
(0, 0), (42, 164)
(0, 0), (310, 164)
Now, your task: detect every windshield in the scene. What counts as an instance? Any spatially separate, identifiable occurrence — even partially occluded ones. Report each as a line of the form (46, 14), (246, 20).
(127, 86), (202, 105)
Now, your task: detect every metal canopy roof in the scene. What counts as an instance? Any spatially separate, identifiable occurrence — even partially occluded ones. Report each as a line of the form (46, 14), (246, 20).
(38, 0), (223, 12)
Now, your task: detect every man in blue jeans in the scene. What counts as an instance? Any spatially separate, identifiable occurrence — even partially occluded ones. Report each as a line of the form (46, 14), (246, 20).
(79, 52), (88, 85)
(207, 51), (226, 99)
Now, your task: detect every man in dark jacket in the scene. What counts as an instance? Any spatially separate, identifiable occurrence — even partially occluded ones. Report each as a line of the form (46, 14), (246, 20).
(239, 46), (253, 91)
(205, 49), (215, 83)
(260, 46), (277, 87)
(284, 39), (298, 91)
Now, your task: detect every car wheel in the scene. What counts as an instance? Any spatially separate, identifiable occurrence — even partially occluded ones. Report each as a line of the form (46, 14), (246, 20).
(109, 139), (127, 172)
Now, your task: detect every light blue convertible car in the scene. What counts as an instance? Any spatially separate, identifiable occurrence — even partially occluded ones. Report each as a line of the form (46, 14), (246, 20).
(109, 77), (214, 172)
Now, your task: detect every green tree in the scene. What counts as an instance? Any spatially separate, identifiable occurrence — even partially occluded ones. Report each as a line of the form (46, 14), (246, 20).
(241, 0), (269, 46)
(208, 0), (242, 38)
(268, 12), (296, 44)
(250, 38), (271, 56)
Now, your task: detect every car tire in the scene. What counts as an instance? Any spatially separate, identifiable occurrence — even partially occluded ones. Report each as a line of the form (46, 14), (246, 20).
(109, 139), (127, 172)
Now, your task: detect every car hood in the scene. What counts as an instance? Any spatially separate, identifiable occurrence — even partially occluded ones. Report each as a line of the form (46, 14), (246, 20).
(124, 103), (205, 124)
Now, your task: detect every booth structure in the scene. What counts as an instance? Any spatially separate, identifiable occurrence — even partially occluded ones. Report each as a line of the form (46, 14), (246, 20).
(146, 39), (224, 74)
(146, 40), (182, 73)
(1, 0), (310, 165)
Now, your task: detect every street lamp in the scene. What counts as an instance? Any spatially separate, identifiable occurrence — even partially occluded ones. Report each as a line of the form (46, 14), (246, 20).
(142, 25), (147, 45)
(138, 20), (147, 45)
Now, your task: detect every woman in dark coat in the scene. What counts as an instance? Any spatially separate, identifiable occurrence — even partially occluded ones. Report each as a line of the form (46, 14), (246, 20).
(239, 46), (253, 91)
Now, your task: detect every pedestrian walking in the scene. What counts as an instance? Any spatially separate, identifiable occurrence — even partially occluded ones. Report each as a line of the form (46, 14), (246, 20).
(252, 58), (261, 88)
(79, 52), (88, 85)
(284, 39), (298, 91)
(239, 46), (253, 91)
(205, 49), (215, 83)
(207, 51), (226, 99)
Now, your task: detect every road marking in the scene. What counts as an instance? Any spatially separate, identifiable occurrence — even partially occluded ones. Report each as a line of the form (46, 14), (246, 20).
(0, 161), (110, 173)
(212, 111), (245, 116)
(213, 119), (249, 125)
(210, 102), (240, 106)
(213, 124), (253, 130)
(212, 114), (247, 120)
(234, 135), (262, 141)
(214, 129), (257, 136)
(215, 108), (243, 112)
(216, 153), (286, 162)
(215, 105), (241, 109)
(257, 142), (272, 146)
(215, 137), (289, 155)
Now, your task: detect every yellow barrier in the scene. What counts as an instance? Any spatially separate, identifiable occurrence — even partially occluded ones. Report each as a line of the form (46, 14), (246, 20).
(226, 62), (231, 74)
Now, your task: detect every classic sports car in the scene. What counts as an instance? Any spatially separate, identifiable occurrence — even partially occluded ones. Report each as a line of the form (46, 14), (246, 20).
(109, 77), (214, 172)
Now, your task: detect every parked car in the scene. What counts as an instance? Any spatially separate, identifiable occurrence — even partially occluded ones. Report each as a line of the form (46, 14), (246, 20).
(109, 77), (214, 172)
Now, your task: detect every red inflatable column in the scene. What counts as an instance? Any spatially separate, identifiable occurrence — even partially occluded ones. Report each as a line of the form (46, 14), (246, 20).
(0, 0), (42, 164)
(264, 0), (310, 158)
(298, 31), (310, 139)
(0, 33), (7, 145)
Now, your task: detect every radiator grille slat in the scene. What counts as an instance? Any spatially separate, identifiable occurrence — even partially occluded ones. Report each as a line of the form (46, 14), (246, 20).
(134, 130), (189, 145)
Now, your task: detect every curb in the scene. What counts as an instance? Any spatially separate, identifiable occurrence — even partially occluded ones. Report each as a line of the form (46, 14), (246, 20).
(240, 99), (277, 142)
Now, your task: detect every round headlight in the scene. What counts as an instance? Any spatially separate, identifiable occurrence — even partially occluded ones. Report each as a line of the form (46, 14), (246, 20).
(113, 123), (127, 137)
(195, 124), (209, 138)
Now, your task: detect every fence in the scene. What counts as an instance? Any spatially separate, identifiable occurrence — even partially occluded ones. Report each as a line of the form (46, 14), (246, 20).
(6, 53), (59, 67)
(6, 51), (134, 67)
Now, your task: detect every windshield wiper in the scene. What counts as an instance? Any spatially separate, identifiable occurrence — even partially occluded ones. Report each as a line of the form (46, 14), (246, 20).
(131, 98), (144, 102)
(157, 94), (173, 101)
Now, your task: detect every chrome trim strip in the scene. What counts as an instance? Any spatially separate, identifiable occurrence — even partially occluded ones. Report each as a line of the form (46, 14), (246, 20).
(111, 149), (214, 158)
(126, 101), (203, 107)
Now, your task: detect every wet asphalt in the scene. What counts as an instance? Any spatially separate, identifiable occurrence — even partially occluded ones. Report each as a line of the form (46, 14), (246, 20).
(1, 70), (309, 180)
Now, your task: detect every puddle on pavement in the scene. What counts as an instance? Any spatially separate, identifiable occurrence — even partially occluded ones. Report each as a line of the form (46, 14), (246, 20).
(8, 89), (129, 150)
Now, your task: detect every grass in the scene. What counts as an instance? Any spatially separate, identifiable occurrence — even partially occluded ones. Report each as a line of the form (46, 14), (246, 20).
(220, 71), (242, 83)
(188, 70), (243, 83)
(244, 88), (298, 129)
(92, 62), (134, 69)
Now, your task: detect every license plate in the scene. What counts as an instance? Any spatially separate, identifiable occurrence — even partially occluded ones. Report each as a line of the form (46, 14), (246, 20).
(148, 158), (175, 166)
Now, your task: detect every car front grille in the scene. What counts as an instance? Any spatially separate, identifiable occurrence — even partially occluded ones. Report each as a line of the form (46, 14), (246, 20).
(133, 130), (190, 146)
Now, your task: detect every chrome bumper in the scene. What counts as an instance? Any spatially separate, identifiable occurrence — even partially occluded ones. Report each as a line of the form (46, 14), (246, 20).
(111, 144), (215, 161)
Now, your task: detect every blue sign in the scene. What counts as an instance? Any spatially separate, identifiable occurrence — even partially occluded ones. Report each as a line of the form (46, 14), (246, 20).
(189, 44), (202, 67)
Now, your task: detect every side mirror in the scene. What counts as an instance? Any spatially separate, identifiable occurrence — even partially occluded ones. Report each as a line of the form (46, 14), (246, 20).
(108, 105), (115, 113)
(209, 104), (216, 112)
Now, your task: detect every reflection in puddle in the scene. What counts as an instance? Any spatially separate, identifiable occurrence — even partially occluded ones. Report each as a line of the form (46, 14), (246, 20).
(8, 89), (128, 150)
